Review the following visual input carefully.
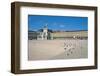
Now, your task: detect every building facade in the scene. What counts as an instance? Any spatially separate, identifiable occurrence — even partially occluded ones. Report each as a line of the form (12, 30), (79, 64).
(28, 25), (88, 40)
(37, 25), (48, 40)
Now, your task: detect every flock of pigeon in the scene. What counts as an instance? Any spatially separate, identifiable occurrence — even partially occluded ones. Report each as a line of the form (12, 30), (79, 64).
(63, 40), (77, 56)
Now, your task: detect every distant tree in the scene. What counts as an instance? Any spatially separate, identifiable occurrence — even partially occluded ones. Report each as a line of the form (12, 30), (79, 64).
(38, 29), (53, 33)
(48, 29), (53, 33)
(38, 29), (43, 32)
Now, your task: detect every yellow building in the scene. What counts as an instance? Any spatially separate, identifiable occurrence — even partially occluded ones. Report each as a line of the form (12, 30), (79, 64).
(51, 31), (88, 39)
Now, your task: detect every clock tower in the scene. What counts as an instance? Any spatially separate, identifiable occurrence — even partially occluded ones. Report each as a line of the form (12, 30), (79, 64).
(43, 24), (48, 40)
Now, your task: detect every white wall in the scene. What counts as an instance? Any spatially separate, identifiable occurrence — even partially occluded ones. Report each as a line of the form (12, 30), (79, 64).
(0, 0), (100, 76)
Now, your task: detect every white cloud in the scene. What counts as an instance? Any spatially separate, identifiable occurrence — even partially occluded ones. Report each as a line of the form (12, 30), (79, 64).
(60, 24), (65, 28)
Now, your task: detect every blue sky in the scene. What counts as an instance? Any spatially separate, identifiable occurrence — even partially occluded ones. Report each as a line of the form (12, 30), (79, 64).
(28, 15), (88, 31)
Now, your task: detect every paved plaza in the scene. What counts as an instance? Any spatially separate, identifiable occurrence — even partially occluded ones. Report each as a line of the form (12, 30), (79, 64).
(28, 39), (88, 60)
